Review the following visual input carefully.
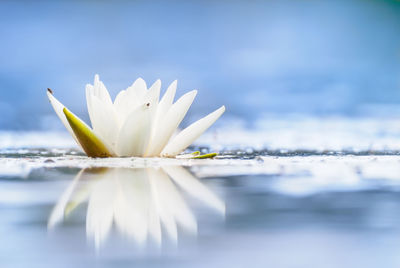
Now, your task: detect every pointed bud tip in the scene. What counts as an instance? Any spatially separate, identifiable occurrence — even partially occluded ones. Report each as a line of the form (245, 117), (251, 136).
(134, 77), (147, 88)
(151, 79), (162, 88)
(215, 105), (226, 116)
(94, 74), (100, 84)
(166, 80), (178, 92)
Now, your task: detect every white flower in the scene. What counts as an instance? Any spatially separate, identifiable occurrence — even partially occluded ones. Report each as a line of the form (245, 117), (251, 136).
(47, 75), (225, 157)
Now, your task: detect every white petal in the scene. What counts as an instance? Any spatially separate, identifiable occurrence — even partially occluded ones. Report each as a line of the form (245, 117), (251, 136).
(159, 80), (177, 112)
(144, 85), (160, 129)
(47, 90), (83, 151)
(85, 87), (101, 131)
(161, 105), (225, 156)
(115, 105), (152, 157)
(113, 78), (148, 123)
(85, 84), (96, 128)
(86, 78), (120, 148)
(113, 89), (127, 112)
(113, 90), (131, 124)
(90, 96), (120, 149)
(145, 81), (177, 156)
(143, 79), (161, 106)
(93, 74), (113, 107)
(145, 90), (197, 156)
(163, 166), (225, 214)
(127, 77), (147, 99)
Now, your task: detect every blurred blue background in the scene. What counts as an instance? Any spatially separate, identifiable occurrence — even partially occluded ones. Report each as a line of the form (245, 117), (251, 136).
(1, 0), (400, 130)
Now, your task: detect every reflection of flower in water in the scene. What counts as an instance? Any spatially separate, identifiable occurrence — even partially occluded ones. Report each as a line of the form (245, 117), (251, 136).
(48, 166), (225, 249)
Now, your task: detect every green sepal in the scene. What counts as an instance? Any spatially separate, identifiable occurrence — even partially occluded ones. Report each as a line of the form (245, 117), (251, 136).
(63, 108), (112, 158)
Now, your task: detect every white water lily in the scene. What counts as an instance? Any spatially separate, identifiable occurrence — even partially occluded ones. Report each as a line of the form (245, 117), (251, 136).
(47, 75), (225, 157)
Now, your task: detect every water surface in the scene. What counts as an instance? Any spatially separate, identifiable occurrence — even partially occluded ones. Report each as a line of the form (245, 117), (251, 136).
(1, 144), (400, 267)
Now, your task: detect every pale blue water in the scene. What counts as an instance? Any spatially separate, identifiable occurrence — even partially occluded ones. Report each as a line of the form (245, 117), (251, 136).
(1, 154), (400, 268)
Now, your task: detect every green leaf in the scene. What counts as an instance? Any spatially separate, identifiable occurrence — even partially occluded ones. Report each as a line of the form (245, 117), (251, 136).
(63, 108), (112, 158)
(192, 152), (218, 159)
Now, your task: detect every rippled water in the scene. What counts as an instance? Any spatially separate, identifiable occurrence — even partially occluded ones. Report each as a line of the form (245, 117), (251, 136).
(1, 126), (400, 267)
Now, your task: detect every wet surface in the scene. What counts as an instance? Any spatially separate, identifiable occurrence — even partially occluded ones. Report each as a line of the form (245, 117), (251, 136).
(1, 146), (400, 267)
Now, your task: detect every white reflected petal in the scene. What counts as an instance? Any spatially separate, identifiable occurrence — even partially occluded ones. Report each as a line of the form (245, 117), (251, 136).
(47, 169), (84, 230)
(149, 168), (197, 235)
(164, 166), (225, 214)
(113, 169), (149, 245)
(86, 178), (116, 250)
(148, 168), (178, 243)
(48, 166), (225, 249)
